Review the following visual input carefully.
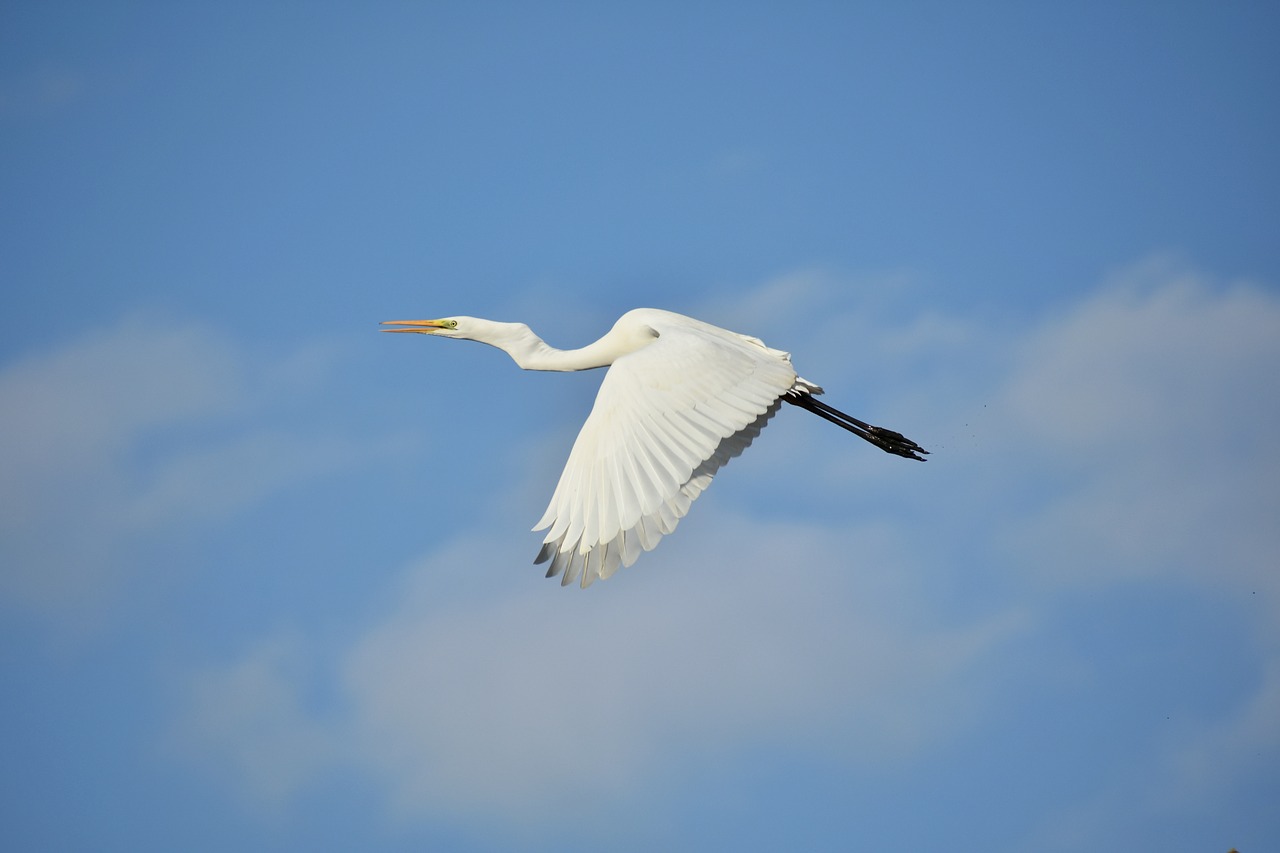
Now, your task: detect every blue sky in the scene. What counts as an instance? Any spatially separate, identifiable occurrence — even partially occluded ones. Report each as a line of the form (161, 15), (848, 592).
(3, 2), (1278, 851)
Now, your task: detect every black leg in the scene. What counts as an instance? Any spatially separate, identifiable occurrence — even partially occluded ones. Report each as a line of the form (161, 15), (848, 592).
(786, 395), (929, 461)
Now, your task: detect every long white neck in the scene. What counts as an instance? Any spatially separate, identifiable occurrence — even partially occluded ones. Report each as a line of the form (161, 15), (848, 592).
(464, 319), (651, 372)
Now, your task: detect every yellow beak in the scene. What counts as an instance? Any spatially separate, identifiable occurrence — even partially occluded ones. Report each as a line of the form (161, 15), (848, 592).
(381, 319), (451, 334)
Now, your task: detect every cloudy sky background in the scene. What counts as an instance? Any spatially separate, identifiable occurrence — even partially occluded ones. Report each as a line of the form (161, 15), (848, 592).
(3, 3), (1278, 851)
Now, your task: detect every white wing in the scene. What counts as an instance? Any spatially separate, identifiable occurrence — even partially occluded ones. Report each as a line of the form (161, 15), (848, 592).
(533, 316), (799, 587)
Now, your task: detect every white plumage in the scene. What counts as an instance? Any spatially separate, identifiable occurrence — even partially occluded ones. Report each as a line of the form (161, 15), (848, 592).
(383, 308), (925, 588)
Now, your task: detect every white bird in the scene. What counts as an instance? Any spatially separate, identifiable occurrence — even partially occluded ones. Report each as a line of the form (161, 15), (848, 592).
(383, 308), (927, 588)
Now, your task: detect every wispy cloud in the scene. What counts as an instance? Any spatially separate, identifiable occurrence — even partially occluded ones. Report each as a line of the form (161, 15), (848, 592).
(1016, 658), (1280, 851)
(168, 634), (341, 809)
(0, 55), (150, 120)
(346, 517), (1022, 820)
(174, 513), (1027, 836)
(709, 147), (766, 177)
(0, 316), (391, 621)
(992, 257), (1280, 597)
(0, 64), (85, 115)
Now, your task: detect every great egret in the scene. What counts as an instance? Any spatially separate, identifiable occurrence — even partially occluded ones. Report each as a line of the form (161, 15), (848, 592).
(383, 308), (927, 588)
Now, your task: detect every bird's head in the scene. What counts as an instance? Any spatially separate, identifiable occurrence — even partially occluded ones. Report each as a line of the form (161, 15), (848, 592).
(380, 317), (467, 339)
(382, 316), (538, 359)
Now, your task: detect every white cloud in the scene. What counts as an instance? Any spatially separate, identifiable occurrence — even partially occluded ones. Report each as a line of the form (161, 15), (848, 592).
(0, 319), (241, 517)
(344, 515), (1023, 822)
(991, 258), (1280, 596)
(0, 316), (386, 619)
(175, 512), (1026, 836)
(1017, 657), (1280, 852)
(0, 59), (146, 118)
(1001, 257), (1280, 458)
(117, 431), (367, 532)
(168, 634), (341, 809)
(1161, 657), (1280, 809)
(0, 64), (85, 114)
(716, 258), (1280, 602)
(709, 147), (766, 177)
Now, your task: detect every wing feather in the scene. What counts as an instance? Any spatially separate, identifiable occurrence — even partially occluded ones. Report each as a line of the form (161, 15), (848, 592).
(534, 313), (797, 587)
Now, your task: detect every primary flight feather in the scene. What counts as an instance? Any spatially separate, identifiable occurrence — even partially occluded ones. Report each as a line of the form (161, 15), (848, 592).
(383, 308), (927, 588)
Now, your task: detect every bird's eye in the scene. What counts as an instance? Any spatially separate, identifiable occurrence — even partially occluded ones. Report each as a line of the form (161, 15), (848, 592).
(447, 320), (458, 329)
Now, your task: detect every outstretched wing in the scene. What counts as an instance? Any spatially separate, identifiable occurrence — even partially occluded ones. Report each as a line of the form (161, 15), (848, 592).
(533, 317), (798, 587)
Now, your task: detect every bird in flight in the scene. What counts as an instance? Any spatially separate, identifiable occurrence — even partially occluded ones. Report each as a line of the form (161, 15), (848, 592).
(383, 308), (927, 588)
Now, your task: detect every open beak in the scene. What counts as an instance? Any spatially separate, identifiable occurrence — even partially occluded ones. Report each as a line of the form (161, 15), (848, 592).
(381, 319), (450, 334)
